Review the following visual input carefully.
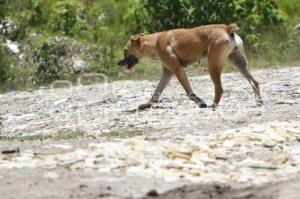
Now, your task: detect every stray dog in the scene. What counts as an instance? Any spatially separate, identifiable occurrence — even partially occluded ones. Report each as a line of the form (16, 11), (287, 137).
(118, 24), (263, 109)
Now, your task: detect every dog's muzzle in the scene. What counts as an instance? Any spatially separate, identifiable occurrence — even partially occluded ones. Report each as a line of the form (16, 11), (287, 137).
(118, 55), (139, 70)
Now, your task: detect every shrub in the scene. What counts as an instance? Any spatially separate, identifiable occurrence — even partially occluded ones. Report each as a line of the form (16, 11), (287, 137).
(48, 1), (85, 36)
(126, 0), (285, 44)
(33, 41), (64, 84)
(0, 45), (12, 82)
(279, 0), (300, 29)
(18, 0), (44, 26)
(0, 0), (9, 20)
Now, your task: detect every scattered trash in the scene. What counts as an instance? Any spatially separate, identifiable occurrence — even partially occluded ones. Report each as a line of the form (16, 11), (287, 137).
(163, 146), (193, 161)
(0, 68), (299, 187)
(241, 159), (278, 170)
(2, 40), (20, 54)
(1, 148), (20, 154)
(44, 172), (59, 179)
(0, 121), (299, 185)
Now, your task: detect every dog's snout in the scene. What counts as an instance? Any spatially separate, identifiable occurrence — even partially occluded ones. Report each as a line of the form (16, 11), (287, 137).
(117, 60), (122, 66)
(124, 49), (128, 57)
(118, 59), (126, 66)
(118, 49), (128, 66)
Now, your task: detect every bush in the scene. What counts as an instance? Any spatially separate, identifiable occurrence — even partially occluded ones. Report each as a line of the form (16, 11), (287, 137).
(126, 0), (285, 44)
(0, 0), (9, 20)
(33, 41), (65, 84)
(0, 46), (12, 82)
(18, 0), (44, 26)
(48, 1), (85, 36)
(279, 0), (300, 29)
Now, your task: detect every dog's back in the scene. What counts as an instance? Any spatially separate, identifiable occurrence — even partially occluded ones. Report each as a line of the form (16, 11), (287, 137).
(154, 24), (239, 66)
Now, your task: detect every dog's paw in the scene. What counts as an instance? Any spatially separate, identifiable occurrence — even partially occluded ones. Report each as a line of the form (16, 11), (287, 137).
(256, 99), (264, 106)
(198, 102), (208, 108)
(138, 103), (153, 110)
(207, 103), (218, 111)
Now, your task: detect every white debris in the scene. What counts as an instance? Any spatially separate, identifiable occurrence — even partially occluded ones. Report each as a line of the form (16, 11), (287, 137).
(72, 58), (85, 72)
(0, 121), (300, 185)
(294, 23), (300, 33)
(46, 144), (73, 150)
(2, 40), (20, 54)
(0, 68), (299, 188)
(18, 53), (24, 59)
(53, 98), (69, 106)
(44, 172), (59, 179)
(0, 162), (36, 169)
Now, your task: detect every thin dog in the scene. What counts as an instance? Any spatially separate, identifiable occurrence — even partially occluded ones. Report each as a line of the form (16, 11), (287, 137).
(118, 24), (263, 109)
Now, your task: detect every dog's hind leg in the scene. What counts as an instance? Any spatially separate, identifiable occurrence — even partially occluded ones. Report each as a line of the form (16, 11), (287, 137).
(207, 38), (229, 108)
(229, 49), (263, 105)
(208, 63), (223, 108)
(138, 66), (173, 110)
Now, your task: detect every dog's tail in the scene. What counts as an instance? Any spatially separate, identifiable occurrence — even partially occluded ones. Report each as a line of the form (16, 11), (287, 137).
(227, 23), (239, 36)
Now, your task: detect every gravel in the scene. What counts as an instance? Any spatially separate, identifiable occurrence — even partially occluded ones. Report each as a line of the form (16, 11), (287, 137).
(0, 67), (299, 199)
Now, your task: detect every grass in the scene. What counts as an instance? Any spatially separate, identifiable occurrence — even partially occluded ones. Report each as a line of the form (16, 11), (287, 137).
(0, 129), (86, 141)
(0, 127), (152, 141)
(122, 59), (162, 80)
(99, 127), (149, 138)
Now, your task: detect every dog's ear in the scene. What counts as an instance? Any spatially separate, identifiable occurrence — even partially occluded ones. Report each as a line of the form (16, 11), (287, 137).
(227, 23), (239, 35)
(130, 34), (144, 47)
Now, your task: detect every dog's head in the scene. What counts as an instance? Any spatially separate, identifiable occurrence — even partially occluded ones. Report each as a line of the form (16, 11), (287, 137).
(118, 34), (145, 70)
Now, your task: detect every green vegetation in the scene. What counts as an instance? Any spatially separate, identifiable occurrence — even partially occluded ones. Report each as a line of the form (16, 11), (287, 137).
(0, 127), (149, 141)
(0, 46), (12, 82)
(0, 0), (299, 92)
(0, 129), (86, 141)
(128, 0), (284, 40)
(100, 127), (146, 138)
(279, 0), (300, 27)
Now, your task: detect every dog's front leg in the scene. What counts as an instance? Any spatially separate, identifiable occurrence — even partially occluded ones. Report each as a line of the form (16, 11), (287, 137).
(138, 66), (173, 110)
(160, 48), (206, 108)
(174, 68), (207, 108)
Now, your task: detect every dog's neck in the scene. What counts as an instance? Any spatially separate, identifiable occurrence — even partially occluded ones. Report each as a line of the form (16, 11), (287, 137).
(140, 34), (160, 60)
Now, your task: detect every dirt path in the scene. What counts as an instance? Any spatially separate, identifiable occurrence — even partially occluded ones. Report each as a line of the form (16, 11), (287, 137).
(0, 67), (299, 198)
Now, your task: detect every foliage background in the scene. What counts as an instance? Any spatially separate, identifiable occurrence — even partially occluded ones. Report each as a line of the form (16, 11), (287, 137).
(0, 0), (299, 91)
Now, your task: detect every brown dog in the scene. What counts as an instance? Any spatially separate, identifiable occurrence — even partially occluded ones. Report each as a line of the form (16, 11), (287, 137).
(118, 24), (263, 109)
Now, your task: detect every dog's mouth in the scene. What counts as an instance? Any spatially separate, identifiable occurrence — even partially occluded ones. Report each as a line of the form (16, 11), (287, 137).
(118, 55), (139, 70)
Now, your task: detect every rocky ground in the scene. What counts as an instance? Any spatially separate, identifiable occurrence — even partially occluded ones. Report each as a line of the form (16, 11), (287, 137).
(0, 67), (299, 199)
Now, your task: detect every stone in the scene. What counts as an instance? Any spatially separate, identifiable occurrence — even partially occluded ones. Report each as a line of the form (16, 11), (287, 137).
(73, 58), (85, 73)
(0, 68), (299, 197)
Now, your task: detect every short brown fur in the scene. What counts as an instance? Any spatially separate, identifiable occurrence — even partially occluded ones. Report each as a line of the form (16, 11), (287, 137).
(118, 24), (263, 109)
